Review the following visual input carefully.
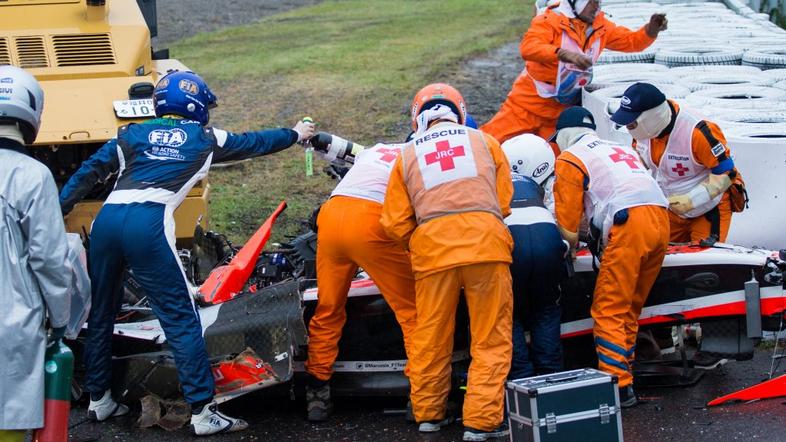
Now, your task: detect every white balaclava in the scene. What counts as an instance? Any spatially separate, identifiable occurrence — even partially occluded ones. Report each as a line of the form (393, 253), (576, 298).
(556, 127), (594, 152)
(558, 0), (591, 18)
(628, 101), (671, 141)
(414, 104), (458, 135)
(0, 123), (25, 145)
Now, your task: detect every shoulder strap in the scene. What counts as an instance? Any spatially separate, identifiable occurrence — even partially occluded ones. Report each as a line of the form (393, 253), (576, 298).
(696, 120), (728, 161)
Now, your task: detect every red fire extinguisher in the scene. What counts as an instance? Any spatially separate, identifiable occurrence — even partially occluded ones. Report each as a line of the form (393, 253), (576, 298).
(33, 340), (74, 442)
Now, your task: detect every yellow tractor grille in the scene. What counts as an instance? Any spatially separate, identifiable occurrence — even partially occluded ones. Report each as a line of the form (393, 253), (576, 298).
(14, 36), (49, 68)
(52, 33), (116, 67)
(0, 38), (11, 65)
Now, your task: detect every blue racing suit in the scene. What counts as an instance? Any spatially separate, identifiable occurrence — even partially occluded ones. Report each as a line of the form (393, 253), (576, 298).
(59, 117), (298, 405)
(506, 175), (569, 380)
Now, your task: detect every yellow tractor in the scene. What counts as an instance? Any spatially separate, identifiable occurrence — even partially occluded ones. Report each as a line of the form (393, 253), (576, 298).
(0, 0), (208, 242)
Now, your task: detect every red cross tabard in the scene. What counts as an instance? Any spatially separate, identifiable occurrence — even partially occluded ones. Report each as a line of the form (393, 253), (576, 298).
(376, 147), (399, 163)
(425, 140), (465, 171)
(672, 163), (690, 176)
(609, 147), (639, 169)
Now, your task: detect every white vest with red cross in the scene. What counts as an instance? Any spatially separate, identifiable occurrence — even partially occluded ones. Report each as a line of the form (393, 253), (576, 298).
(529, 32), (601, 105)
(401, 122), (501, 224)
(567, 133), (668, 244)
(635, 107), (722, 219)
(331, 143), (403, 204)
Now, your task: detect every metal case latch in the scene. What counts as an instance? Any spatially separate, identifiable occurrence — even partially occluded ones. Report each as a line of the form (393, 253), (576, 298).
(545, 413), (557, 434)
(599, 403), (610, 424)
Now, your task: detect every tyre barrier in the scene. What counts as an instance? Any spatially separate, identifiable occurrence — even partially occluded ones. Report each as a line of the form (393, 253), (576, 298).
(685, 86), (786, 109)
(668, 65), (762, 77)
(701, 109), (786, 126)
(742, 49), (786, 70)
(724, 123), (786, 140)
(762, 69), (786, 82)
(589, 71), (676, 92)
(655, 46), (744, 67)
(737, 38), (786, 50)
(680, 73), (776, 91)
(597, 49), (656, 64)
(592, 63), (669, 77)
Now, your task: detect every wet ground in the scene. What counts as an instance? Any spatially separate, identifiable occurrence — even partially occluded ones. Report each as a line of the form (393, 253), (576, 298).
(450, 43), (522, 128)
(152, 0), (323, 47)
(68, 347), (786, 441)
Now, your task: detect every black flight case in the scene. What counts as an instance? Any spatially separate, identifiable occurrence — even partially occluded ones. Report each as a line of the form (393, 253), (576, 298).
(506, 368), (623, 442)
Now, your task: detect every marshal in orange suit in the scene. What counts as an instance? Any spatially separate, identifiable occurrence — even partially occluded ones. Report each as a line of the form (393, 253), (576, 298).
(382, 83), (514, 441)
(482, 0), (667, 150)
(550, 107), (669, 409)
(304, 143), (417, 423)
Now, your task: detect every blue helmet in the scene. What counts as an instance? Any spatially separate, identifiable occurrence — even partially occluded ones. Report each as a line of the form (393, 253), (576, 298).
(153, 71), (217, 125)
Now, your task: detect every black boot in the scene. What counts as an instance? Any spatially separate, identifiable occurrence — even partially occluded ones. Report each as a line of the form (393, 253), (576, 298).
(306, 380), (333, 422)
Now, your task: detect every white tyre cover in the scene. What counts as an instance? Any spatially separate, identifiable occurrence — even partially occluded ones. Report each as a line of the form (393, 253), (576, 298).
(725, 123), (786, 139)
(681, 73), (776, 91)
(743, 48), (786, 70)
(685, 86), (786, 109)
(702, 109), (786, 125)
(761, 69), (786, 82)
(668, 65), (762, 77)
(655, 46), (744, 67)
(597, 49), (656, 65)
(592, 63), (669, 77)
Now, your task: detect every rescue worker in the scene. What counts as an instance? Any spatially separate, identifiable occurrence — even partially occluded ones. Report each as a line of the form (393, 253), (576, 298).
(551, 107), (669, 407)
(304, 141), (417, 422)
(58, 70), (315, 436)
(381, 83), (514, 441)
(481, 0), (668, 149)
(610, 82), (743, 244)
(501, 134), (570, 380)
(0, 66), (72, 442)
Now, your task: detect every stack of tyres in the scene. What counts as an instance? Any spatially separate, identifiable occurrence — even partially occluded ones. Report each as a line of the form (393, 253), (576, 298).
(506, 368), (623, 442)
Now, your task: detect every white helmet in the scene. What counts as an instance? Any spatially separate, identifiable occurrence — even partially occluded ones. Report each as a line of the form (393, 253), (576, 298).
(501, 134), (555, 185)
(0, 65), (44, 144)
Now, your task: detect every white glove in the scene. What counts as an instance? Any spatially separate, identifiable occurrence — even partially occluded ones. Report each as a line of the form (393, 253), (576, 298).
(668, 194), (695, 216)
(293, 120), (316, 143)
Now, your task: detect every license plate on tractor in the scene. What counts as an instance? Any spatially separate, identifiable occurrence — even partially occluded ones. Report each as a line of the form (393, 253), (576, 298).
(113, 99), (155, 118)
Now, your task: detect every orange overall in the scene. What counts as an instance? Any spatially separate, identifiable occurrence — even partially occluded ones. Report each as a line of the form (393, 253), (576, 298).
(554, 150), (669, 387)
(481, 6), (655, 150)
(381, 122), (513, 432)
(305, 195), (418, 382)
(633, 101), (737, 243)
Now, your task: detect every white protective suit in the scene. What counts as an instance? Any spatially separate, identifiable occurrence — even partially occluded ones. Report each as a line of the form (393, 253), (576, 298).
(0, 139), (71, 430)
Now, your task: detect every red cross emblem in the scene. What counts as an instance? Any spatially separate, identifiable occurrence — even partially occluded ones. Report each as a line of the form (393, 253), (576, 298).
(609, 147), (639, 169)
(425, 140), (465, 171)
(672, 163), (690, 176)
(376, 147), (399, 163)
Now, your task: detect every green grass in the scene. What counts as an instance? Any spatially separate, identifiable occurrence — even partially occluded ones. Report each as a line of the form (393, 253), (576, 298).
(171, 0), (532, 243)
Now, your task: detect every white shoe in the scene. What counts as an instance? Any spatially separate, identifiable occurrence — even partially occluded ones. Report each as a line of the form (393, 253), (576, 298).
(190, 401), (248, 436)
(87, 390), (129, 422)
(418, 416), (454, 433)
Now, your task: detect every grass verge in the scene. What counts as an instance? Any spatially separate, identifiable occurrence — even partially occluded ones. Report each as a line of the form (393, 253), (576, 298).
(172, 0), (533, 243)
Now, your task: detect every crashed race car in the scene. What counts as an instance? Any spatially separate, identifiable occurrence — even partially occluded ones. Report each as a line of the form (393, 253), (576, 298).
(70, 191), (786, 408)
